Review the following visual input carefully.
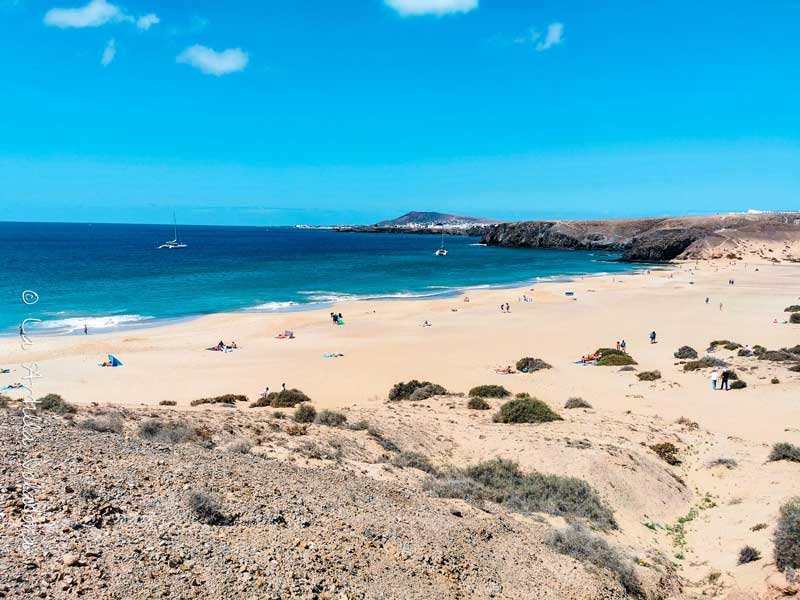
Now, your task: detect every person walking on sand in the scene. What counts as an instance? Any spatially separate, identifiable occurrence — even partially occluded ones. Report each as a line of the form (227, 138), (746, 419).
(18, 324), (24, 337)
(84, 323), (88, 335)
(649, 331), (657, 344)
(720, 370), (730, 391)
(710, 370), (719, 390)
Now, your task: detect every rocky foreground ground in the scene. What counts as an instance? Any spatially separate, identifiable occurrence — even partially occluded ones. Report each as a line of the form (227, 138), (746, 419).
(0, 375), (797, 599)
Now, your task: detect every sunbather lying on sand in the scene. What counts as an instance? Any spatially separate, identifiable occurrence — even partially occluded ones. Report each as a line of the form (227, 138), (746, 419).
(275, 331), (295, 339)
(494, 366), (515, 374)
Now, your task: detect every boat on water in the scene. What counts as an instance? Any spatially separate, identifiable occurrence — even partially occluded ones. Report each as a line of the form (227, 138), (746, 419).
(159, 213), (187, 249)
(434, 227), (448, 256)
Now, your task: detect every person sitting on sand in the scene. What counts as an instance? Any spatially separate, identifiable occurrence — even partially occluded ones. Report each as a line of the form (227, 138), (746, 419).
(259, 386), (269, 398)
(6, 382), (23, 389)
(464, 296), (470, 302)
(422, 320), (431, 327)
(494, 366), (514, 374)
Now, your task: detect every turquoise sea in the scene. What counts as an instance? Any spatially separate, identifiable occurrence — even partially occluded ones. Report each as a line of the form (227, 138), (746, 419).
(0, 222), (645, 335)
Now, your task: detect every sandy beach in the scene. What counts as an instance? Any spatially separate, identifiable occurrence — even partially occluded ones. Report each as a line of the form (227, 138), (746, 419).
(4, 259), (799, 443)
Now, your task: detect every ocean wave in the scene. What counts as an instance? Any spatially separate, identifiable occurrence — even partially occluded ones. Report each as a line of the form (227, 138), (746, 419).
(28, 314), (154, 334)
(244, 301), (301, 312)
(298, 290), (455, 303)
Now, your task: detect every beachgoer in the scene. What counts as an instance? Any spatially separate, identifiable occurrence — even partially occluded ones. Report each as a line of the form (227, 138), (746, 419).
(84, 324), (88, 335)
(649, 331), (657, 344)
(230, 341), (237, 349)
(719, 302), (723, 311)
(705, 297), (709, 304)
(710, 370), (719, 390)
(18, 325), (23, 337)
(621, 340), (626, 353)
(260, 386), (269, 398)
(616, 341), (621, 351)
(721, 370), (730, 391)
(281, 382), (286, 391)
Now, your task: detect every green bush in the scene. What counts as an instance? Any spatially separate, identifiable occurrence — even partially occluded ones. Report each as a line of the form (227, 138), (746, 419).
(468, 384), (510, 398)
(426, 458), (616, 529)
(768, 442), (800, 463)
(367, 426), (400, 453)
(774, 497), (800, 572)
(137, 419), (194, 444)
(790, 313), (800, 324)
(596, 353), (637, 366)
(595, 347), (624, 356)
(159, 400), (177, 406)
(293, 403), (317, 423)
(190, 394), (247, 407)
(315, 409), (347, 427)
(729, 380), (747, 389)
(784, 305), (800, 312)
(738, 348), (752, 357)
(37, 394), (76, 414)
(388, 380), (447, 401)
(467, 397), (491, 410)
(753, 345), (767, 355)
(250, 388), (311, 408)
(546, 524), (642, 597)
(515, 357), (552, 373)
(789, 364), (800, 372)
(493, 395), (562, 424)
(674, 346), (698, 359)
(564, 397), (592, 409)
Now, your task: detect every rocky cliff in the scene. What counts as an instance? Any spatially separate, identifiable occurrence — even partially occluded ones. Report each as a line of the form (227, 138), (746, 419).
(480, 213), (800, 262)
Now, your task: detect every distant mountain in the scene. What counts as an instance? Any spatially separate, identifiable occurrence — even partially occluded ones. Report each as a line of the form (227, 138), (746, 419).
(374, 211), (499, 229)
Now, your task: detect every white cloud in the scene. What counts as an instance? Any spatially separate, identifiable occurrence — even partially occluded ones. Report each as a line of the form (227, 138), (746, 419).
(535, 22), (564, 52)
(44, 0), (124, 28)
(101, 37), (115, 66)
(136, 12), (159, 30)
(384, 0), (477, 17)
(176, 45), (248, 76)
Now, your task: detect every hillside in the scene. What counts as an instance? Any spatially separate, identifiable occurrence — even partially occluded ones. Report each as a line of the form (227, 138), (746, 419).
(374, 211), (499, 229)
(480, 212), (800, 262)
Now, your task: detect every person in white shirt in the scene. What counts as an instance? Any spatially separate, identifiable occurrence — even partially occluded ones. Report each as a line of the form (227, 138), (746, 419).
(710, 370), (719, 390)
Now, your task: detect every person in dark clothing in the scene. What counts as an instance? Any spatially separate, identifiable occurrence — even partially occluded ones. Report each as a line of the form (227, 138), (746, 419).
(720, 370), (730, 391)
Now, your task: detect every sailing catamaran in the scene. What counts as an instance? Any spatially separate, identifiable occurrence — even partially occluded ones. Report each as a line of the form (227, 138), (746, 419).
(158, 213), (187, 249)
(434, 227), (448, 256)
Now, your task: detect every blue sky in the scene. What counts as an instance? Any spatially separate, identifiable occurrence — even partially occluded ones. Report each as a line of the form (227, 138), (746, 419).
(1, 0), (799, 225)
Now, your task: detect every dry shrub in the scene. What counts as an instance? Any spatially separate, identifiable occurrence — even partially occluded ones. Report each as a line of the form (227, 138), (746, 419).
(391, 451), (437, 474)
(493, 395), (562, 424)
(515, 357), (552, 373)
(564, 397), (592, 409)
(546, 524), (642, 597)
(293, 403), (317, 423)
(426, 458), (616, 529)
(768, 442), (800, 463)
(137, 419), (194, 444)
(250, 388), (311, 408)
(674, 346), (698, 359)
(468, 385), (510, 398)
(467, 397), (491, 410)
(637, 370), (661, 381)
(650, 442), (680, 465)
(80, 413), (123, 434)
(315, 409), (347, 427)
(190, 394), (247, 407)
(774, 497), (800, 572)
(388, 380), (447, 401)
(186, 489), (229, 525)
(38, 394), (76, 414)
(738, 546), (761, 565)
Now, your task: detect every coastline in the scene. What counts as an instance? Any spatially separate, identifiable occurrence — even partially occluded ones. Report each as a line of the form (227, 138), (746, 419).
(2, 257), (799, 440)
(4, 262), (648, 338)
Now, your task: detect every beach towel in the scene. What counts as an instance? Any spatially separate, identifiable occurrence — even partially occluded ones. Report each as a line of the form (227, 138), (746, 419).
(1, 385), (23, 391)
(323, 353), (344, 358)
